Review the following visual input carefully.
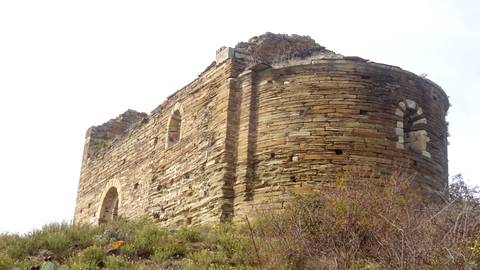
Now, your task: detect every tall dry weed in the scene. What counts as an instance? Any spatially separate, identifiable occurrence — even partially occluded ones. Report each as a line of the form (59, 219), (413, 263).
(253, 168), (480, 269)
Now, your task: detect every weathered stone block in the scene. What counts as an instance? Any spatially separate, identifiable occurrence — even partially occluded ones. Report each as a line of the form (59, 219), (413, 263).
(216, 47), (234, 65)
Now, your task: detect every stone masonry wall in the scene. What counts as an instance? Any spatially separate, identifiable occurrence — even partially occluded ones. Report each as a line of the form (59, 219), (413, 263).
(74, 59), (237, 226)
(230, 59), (449, 220)
(74, 33), (449, 226)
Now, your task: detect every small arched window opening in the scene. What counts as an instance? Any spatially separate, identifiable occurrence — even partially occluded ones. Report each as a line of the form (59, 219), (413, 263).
(166, 109), (182, 147)
(395, 99), (431, 158)
(98, 187), (119, 224)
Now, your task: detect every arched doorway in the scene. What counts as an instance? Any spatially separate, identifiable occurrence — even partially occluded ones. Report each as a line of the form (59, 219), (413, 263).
(98, 187), (119, 224)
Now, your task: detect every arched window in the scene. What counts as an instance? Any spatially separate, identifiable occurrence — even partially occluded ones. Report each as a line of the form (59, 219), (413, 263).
(98, 187), (119, 224)
(166, 109), (182, 147)
(395, 99), (431, 158)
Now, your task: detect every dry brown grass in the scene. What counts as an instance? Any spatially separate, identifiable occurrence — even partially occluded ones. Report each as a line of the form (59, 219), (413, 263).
(252, 168), (480, 269)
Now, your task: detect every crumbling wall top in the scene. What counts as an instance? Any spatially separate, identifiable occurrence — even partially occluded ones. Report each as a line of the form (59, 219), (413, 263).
(88, 109), (148, 142)
(83, 109), (148, 161)
(230, 32), (341, 69)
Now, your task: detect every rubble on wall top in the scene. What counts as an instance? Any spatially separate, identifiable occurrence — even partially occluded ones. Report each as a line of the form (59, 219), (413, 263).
(90, 109), (147, 138)
(219, 32), (342, 68)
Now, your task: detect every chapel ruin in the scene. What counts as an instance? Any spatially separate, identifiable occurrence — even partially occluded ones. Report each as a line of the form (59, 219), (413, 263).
(74, 33), (449, 225)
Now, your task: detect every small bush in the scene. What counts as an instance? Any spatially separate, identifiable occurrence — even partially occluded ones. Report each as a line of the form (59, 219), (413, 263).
(0, 235), (29, 260)
(14, 256), (43, 270)
(67, 246), (106, 270)
(183, 249), (229, 269)
(64, 223), (99, 249)
(121, 224), (167, 259)
(43, 231), (70, 256)
(210, 225), (256, 265)
(0, 253), (13, 270)
(104, 255), (130, 270)
(153, 243), (186, 263)
(178, 226), (204, 243)
(92, 140), (110, 152)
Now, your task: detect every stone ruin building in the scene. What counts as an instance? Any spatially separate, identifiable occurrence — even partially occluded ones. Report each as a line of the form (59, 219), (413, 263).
(74, 33), (449, 226)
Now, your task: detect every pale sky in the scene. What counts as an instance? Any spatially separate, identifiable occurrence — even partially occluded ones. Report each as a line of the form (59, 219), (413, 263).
(0, 0), (478, 234)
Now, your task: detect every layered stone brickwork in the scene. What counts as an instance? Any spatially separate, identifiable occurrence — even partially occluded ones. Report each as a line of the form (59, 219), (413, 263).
(74, 33), (449, 226)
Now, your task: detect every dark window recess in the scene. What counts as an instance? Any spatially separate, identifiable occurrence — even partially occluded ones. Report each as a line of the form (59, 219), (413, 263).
(361, 75), (371, 79)
(167, 110), (182, 145)
(79, 209), (83, 214)
(153, 136), (158, 145)
(288, 155), (294, 162)
(121, 158), (126, 165)
(152, 212), (160, 219)
(156, 185), (162, 191)
(335, 149), (343, 155)
(360, 110), (368, 116)
(290, 176), (297, 182)
(270, 153), (276, 159)
(413, 160), (418, 167)
(185, 173), (190, 179)
(87, 203), (92, 208)
(133, 183), (139, 189)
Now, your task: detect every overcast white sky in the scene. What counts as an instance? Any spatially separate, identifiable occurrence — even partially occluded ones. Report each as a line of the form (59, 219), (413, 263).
(0, 0), (478, 234)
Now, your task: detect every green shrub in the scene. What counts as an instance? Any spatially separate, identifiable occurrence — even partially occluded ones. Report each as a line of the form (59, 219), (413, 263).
(121, 224), (167, 259)
(1, 235), (29, 259)
(153, 243), (186, 263)
(0, 253), (13, 270)
(104, 255), (130, 270)
(178, 226), (204, 243)
(14, 256), (43, 270)
(64, 223), (98, 249)
(43, 231), (70, 256)
(67, 246), (106, 270)
(92, 140), (110, 152)
(183, 249), (229, 270)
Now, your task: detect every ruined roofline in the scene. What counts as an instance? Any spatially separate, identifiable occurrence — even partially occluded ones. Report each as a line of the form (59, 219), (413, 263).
(234, 58), (450, 109)
(85, 59), (449, 163)
(84, 33), (449, 159)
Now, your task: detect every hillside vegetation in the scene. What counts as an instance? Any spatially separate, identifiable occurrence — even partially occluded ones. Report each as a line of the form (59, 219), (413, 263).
(1, 170), (480, 270)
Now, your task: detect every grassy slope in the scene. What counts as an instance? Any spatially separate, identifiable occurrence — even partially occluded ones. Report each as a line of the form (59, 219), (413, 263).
(1, 172), (480, 270)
